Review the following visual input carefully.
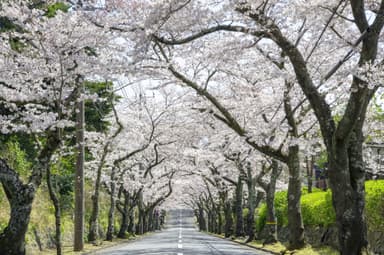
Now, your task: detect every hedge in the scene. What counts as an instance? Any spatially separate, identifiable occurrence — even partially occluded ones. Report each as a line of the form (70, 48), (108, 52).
(256, 180), (384, 232)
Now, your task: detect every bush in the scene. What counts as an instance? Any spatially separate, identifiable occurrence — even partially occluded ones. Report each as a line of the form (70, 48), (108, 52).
(300, 190), (335, 227)
(365, 180), (384, 232)
(255, 190), (288, 232)
(256, 181), (384, 232)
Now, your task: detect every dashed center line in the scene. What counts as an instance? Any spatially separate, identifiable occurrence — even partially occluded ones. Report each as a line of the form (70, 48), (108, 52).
(177, 210), (183, 254)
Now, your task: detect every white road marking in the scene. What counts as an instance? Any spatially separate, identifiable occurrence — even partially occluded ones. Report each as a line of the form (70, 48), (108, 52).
(178, 244), (183, 249)
(179, 239), (182, 243)
(177, 253), (183, 255)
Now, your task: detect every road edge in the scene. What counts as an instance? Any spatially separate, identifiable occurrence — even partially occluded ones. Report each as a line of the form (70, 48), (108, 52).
(206, 232), (280, 255)
(81, 231), (158, 255)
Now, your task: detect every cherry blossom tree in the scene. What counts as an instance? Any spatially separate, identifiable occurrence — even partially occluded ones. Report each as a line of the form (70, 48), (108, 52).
(0, 2), (124, 253)
(126, 0), (384, 252)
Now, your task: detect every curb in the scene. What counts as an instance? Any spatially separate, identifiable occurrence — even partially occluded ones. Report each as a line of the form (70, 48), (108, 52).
(207, 233), (280, 255)
(81, 232), (158, 255)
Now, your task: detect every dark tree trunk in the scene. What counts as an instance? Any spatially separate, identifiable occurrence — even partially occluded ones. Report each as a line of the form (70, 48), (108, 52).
(224, 198), (233, 237)
(205, 205), (212, 232)
(46, 166), (62, 255)
(233, 176), (244, 237)
(245, 163), (257, 243)
(88, 154), (104, 242)
(329, 128), (368, 255)
(286, 145), (305, 249)
(147, 207), (154, 232)
(136, 190), (144, 235)
(198, 204), (207, 231)
(306, 156), (314, 193)
(89, 105), (122, 242)
(0, 133), (60, 255)
(32, 227), (43, 251)
(106, 167), (117, 241)
(128, 208), (135, 234)
(0, 165), (34, 255)
(217, 203), (223, 234)
(154, 209), (160, 230)
(143, 210), (148, 233)
(117, 190), (130, 238)
(257, 160), (282, 245)
(212, 206), (218, 233)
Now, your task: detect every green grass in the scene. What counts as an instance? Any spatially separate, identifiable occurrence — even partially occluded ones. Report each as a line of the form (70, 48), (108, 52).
(29, 237), (136, 255)
(256, 181), (384, 231)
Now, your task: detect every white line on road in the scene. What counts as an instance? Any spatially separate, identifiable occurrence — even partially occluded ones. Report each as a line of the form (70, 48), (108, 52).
(178, 243), (183, 249)
(177, 253), (183, 255)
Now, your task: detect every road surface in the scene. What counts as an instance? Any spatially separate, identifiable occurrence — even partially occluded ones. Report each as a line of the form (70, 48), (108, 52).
(92, 209), (272, 255)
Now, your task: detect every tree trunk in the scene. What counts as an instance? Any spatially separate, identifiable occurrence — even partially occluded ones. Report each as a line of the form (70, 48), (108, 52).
(88, 150), (106, 242)
(245, 163), (256, 243)
(262, 160), (281, 245)
(224, 198), (233, 237)
(287, 145), (305, 249)
(46, 166), (62, 255)
(217, 203), (223, 234)
(0, 164), (34, 255)
(136, 190), (144, 235)
(147, 207), (154, 232)
(207, 208), (213, 232)
(198, 204), (207, 231)
(329, 129), (367, 255)
(154, 209), (160, 230)
(117, 190), (130, 238)
(74, 92), (85, 251)
(233, 176), (244, 237)
(306, 156), (314, 193)
(0, 133), (60, 255)
(143, 210), (148, 233)
(128, 208), (135, 234)
(106, 167), (117, 241)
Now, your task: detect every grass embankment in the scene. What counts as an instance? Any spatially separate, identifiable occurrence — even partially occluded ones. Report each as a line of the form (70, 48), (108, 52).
(256, 180), (384, 233)
(211, 233), (338, 255)
(32, 234), (144, 255)
(244, 239), (338, 255)
(0, 180), (121, 254)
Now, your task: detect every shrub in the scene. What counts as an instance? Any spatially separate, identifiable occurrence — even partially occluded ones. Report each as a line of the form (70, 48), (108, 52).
(300, 190), (335, 227)
(256, 181), (384, 232)
(365, 180), (384, 232)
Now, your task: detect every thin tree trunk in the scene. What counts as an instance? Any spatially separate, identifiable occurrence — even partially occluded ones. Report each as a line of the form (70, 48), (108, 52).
(106, 167), (117, 241)
(306, 156), (313, 193)
(32, 227), (43, 251)
(117, 190), (130, 238)
(233, 176), (244, 237)
(265, 161), (282, 244)
(217, 203), (223, 234)
(74, 91), (85, 251)
(128, 208), (135, 234)
(154, 209), (160, 230)
(88, 148), (107, 243)
(245, 163), (256, 243)
(46, 165), (62, 255)
(198, 203), (207, 231)
(224, 198), (233, 237)
(136, 190), (144, 235)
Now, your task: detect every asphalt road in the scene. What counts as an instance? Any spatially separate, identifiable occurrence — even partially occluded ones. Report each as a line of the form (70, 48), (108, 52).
(92, 209), (272, 255)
